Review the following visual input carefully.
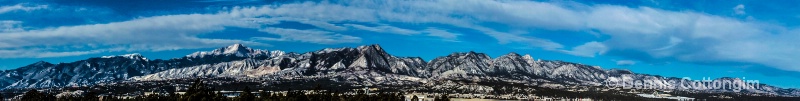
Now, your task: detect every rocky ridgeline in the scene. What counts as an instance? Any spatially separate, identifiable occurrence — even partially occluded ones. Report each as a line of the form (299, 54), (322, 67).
(2, 44), (798, 97)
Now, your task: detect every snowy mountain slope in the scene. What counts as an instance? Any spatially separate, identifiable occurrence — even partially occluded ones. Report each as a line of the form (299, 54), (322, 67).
(134, 44), (428, 81)
(185, 44), (272, 58)
(131, 59), (277, 81)
(2, 44), (799, 96)
(0, 44), (276, 89)
(0, 61), (53, 88)
(5, 54), (159, 89)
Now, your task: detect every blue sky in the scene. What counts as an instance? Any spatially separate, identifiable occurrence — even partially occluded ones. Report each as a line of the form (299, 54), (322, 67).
(2, 0), (800, 88)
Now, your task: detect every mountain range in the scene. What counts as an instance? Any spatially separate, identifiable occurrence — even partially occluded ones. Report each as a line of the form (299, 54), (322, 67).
(2, 44), (798, 97)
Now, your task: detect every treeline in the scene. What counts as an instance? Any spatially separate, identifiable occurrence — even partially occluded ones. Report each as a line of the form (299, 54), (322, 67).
(669, 91), (800, 101)
(461, 80), (672, 101)
(526, 87), (671, 101)
(18, 79), (422, 101)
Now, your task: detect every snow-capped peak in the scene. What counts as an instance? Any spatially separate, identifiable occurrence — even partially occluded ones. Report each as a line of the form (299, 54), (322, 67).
(186, 44), (268, 58)
(5, 44), (800, 97)
(356, 44), (382, 49)
(102, 53), (147, 60)
(31, 61), (51, 65)
(607, 68), (633, 74)
(121, 53), (143, 58)
(319, 47), (350, 53)
(22, 61), (53, 68)
(223, 44), (247, 54)
(446, 51), (489, 59)
(522, 54), (534, 60)
(504, 52), (521, 56)
(355, 44), (385, 53)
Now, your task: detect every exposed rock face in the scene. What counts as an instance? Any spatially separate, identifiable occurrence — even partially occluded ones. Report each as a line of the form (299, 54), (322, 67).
(2, 44), (798, 96)
(0, 44), (276, 89)
(4, 54), (163, 89)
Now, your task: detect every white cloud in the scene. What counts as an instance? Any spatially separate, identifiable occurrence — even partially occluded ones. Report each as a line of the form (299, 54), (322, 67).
(221, 0), (800, 72)
(0, 20), (23, 32)
(344, 24), (420, 35)
(0, 3), (381, 58)
(0, 4), (47, 14)
(561, 41), (608, 57)
(254, 27), (361, 44)
(0, 14), (261, 50)
(0, 49), (103, 58)
(580, 4), (800, 72)
(226, 1), (569, 49)
(300, 20), (347, 31)
(424, 28), (461, 42)
(734, 4), (746, 15)
(4, 0), (800, 73)
(0, 14), (270, 58)
(273, 17), (348, 31)
(616, 60), (636, 66)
